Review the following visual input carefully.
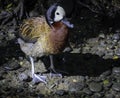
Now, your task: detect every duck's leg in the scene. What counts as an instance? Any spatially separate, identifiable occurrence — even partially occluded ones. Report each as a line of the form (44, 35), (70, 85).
(49, 55), (62, 78)
(29, 56), (47, 84)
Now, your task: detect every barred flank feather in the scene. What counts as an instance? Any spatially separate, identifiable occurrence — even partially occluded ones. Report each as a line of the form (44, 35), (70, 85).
(19, 17), (51, 43)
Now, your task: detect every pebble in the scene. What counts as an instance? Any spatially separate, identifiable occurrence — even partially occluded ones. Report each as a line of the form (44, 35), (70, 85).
(83, 88), (93, 95)
(112, 83), (120, 91)
(100, 70), (111, 80)
(18, 73), (31, 82)
(70, 48), (80, 53)
(112, 67), (120, 75)
(72, 76), (85, 82)
(112, 33), (120, 41)
(63, 46), (72, 52)
(55, 90), (66, 96)
(105, 94), (114, 98)
(23, 82), (29, 88)
(115, 49), (120, 56)
(4, 61), (21, 71)
(91, 93), (103, 98)
(115, 94), (120, 98)
(116, 77), (120, 82)
(99, 33), (105, 39)
(103, 79), (112, 88)
(115, 29), (120, 33)
(18, 67), (26, 72)
(16, 88), (24, 93)
(37, 94), (45, 98)
(69, 82), (85, 92)
(89, 82), (102, 92)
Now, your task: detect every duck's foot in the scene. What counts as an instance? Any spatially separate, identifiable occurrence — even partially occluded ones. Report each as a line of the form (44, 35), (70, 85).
(32, 74), (47, 84)
(48, 67), (69, 78)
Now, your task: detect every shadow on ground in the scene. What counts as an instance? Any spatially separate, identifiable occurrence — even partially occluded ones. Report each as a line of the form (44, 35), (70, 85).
(42, 53), (120, 77)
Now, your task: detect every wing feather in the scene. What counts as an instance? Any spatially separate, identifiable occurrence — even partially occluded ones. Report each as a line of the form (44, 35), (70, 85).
(19, 17), (50, 43)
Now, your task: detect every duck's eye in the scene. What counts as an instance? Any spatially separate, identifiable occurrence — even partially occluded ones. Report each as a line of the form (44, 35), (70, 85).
(56, 12), (60, 15)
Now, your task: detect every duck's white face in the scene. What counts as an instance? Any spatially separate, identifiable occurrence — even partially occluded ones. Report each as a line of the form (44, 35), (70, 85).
(46, 4), (73, 28)
(54, 6), (65, 22)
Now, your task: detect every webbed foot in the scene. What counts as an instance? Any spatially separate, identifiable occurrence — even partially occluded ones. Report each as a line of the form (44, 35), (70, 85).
(32, 74), (47, 84)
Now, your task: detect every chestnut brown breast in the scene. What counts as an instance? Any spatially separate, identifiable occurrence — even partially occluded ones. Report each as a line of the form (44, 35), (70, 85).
(49, 22), (68, 54)
(18, 16), (69, 57)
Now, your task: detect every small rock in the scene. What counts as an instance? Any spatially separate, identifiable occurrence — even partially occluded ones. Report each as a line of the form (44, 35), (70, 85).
(37, 94), (45, 98)
(4, 60), (21, 71)
(8, 30), (15, 40)
(69, 82), (85, 92)
(23, 82), (29, 88)
(99, 33), (105, 39)
(115, 94), (120, 98)
(105, 94), (114, 98)
(70, 48), (80, 53)
(115, 49), (120, 56)
(99, 40), (106, 47)
(91, 93), (103, 98)
(63, 46), (72, 52)
(16, 88), (24, 93)
(115, 29), (120, 33)
(79, 76), (85, 82)
(83, 88), (93, 95)
(103, 79), (112, 88)
(89, 82), (102, 92)
(112, 67), (120, 75)
(112, 83), (120, 91)
(19, 73), (31, 82)
(112, 33), (120, 41)
(116, 77), (120, 83)
(55, 90), (66, 96)
(96, 50), (105, 57)
(113, 55), (119, 60)
(18, 67), (26, 72)
(100, 70), (111, 80)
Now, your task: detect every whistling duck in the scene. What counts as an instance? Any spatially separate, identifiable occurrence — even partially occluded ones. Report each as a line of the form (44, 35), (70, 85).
(18, 4), (73, 84)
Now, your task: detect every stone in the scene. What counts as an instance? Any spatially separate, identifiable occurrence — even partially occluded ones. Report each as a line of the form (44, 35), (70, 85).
(83, 88), (93, 95)
(91, 93), (103, 98)
(19, 73), (31, 82)
(112, 33), (120, 41)
(89, 82), (102, 92)
(112, 67), (120, 75)
(100, 70), (111, 80)
(4, 60), (21, 71)
(69, 82), (85, 92)
(99, 33), (105, 39)
(112, 83), (120, 91)
(105, 94), (114, 98)
(55, 90), (66, 96)
(103, 79), (112, 88)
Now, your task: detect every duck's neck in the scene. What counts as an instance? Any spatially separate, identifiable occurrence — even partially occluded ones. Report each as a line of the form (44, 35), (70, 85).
(51, 22), (68, 42)
(49, 22), (69, 53)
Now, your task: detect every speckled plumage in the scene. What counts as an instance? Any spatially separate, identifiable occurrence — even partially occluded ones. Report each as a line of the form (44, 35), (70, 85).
(18, 16), (69, 57)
